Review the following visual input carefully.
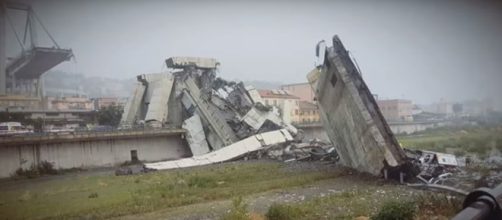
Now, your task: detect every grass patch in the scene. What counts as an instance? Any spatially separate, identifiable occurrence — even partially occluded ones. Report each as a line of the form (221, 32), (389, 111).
(0, 162), (339, 219)
(260, 187), (460, 220)
(261, 188), (393, 220)
(415, 192), (462, 218)
(221, 197), (250, 220)
(266, 203), (306, 220)
(397, 125), (502, 157)
(372, 200), (416, 220)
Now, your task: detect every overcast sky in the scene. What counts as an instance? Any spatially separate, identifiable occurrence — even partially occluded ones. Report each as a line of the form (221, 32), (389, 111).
(6, 0), (502, 107)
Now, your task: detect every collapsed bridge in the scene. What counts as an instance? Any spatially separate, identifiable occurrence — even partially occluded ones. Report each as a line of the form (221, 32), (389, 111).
(120, 37), (416, 178)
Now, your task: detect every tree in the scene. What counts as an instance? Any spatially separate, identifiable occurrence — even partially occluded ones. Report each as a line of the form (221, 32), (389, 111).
(97, 105), (123, 127)
(0, 112), (27, 122)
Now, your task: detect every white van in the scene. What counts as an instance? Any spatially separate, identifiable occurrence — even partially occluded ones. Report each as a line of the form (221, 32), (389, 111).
(0, 122), (32, 136)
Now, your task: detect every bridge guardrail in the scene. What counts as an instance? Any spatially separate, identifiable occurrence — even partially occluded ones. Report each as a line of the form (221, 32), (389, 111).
(0, 127), (185, 143)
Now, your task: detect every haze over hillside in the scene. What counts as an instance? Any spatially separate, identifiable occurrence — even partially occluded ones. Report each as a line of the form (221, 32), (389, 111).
(5, 0), (501, 109)
(42, 71), (135, 98)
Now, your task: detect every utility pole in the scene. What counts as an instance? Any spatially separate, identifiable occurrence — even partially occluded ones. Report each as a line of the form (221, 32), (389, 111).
(0, 1), (6, 95)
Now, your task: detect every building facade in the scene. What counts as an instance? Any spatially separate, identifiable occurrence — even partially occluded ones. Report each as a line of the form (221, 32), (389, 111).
(93, 97), (124, 110)
(43, 96), (94, 111)
(0, 95), (42, 111)
(9, 109), (96, 131)
(377, 99), (413, 122)
(258, 89), (300, 123)
(296, 101), (320, 124)
(281, 83), (316, 103)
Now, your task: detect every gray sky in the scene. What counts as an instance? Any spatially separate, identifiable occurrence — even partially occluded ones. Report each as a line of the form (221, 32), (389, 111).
(6, 0), (502, 107)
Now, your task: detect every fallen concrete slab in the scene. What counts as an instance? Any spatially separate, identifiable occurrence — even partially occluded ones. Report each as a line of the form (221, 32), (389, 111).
(144, 129), (293, 170)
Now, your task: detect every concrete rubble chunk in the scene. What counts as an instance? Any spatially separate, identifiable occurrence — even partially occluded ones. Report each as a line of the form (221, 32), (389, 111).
(182, 114), (210, 156)
(308, 35), (412, 176)
(120, 82), (146, 128)
(166, 57), (219, 69)
(180, 75), (238, 149)
(143, 74), (174, 127)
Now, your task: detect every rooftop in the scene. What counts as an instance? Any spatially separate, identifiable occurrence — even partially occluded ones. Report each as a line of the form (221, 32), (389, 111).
(299, 101), (318, 110)
(281, 82), (310, 87)
(377, 99), (412, 104)
(258, 89), (300, 99)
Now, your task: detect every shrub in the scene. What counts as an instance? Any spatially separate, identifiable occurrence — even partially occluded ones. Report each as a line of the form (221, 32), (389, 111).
(88, 193), (99, 199)
(13, 161), (58, 178)
(372, 200), (416, 220)
(221, 197), (250, 220)
(15, 165), (40, 179)
(39, 161), (58, 175)
(265, 203), (305, 220)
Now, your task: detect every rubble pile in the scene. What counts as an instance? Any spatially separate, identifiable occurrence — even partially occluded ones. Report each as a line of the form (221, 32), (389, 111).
(120, 57), (317, 170)
(253, 138), (337, 162)
(403, 148), (502, 194)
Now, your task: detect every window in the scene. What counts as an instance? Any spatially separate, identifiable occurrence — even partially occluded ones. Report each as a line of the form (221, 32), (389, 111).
(273, 100), (277, 105)
(265, 100), (269, 105)
(295, 110), (298, 115)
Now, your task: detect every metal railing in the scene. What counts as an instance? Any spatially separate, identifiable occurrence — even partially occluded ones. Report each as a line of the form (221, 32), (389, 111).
(0, 126), (184, 141)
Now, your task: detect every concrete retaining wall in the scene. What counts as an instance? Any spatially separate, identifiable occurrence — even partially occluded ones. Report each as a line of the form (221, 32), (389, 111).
(389, 121), (448, 135)
(298, 121), (450, 142)
(0, 131), (190, 178)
